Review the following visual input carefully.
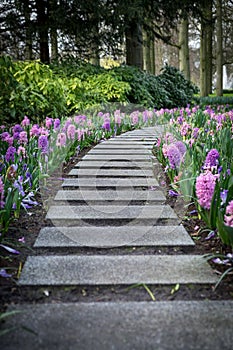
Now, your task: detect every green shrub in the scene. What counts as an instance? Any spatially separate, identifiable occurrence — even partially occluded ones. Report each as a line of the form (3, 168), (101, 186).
(0, 59), (68, 123)
(13, 60), (67, 121)
(0, 56), (19, 124)
(0, 56), (198, 124)
(110, 64), (197, 109)
(50, 58), (104, 79)
(158, 65), (198, 108)
(110, 65), (155, 106)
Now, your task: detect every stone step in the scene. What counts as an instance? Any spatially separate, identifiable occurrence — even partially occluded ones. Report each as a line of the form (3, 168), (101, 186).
(95, 143), (153, 149)
(68, 168), (155, 177)
(111, 139), (155, 144)
(122, 129), (157, 134)
(54, 189), (166, 202)
(112, 133), (156, 136)
(75, 161), (154, 169)
(62, 177), (159, 188)
(46, 204), (177, 221)
(106, 139), (154, 144)
(118, 137), (155, 141)
(34, 225), (194, 248)
(19, 255), (217, 285)
(89, 149), (150, 155)
(116, 133), (156, 137)
(111, 136), (156, 145)
(82, 154), (152, 161)
(2, 301), (232, 350)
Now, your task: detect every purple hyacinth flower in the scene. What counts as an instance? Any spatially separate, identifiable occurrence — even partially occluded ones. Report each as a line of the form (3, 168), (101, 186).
(220, 189), (228, 205)
(0, 269), (12, 278)
(102, 119), (111, 131)
(0, 244), (20, 254)
(38, 135), (49, 154)
(169, 190), (180, 197)
(204, 149), (219, 167)
(5, 146), (16, 162)
(166, 144), (182, 169)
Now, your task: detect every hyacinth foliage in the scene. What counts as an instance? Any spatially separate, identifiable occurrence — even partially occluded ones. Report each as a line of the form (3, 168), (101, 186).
(0, 109), (157, 237)
(154, 105), (233, 248)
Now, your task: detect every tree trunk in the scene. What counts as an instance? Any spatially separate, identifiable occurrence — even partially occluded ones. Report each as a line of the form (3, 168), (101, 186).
(51, 28), (58, 61)
(36, 0), (50, 63)
(49, 0), (58, 61)
(125, 21), (143, 69)
(154, 39), (163, 75)
(206, 0), (213, 94)
(200, 0), (212, 97)
(23, 0), (33, 60)
(89, 33), (100, 66)
(143, 30), (151, 72)
(179, 17), (190, 80)
(200, 23), (207, 96)
(150, 38), (155, 74)
(216, 0), (223, 96)
(88, 15), (100, 66)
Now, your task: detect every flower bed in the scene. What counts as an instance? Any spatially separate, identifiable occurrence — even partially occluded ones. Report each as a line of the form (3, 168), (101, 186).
(0, 109), (157, 238)
(154, 105), (233, 274)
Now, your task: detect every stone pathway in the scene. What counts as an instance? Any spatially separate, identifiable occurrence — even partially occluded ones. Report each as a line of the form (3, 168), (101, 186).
(2, 127), (232, 350)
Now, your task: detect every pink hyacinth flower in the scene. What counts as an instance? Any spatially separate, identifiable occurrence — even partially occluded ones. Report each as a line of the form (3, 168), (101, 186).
(195, 171), (216, 210)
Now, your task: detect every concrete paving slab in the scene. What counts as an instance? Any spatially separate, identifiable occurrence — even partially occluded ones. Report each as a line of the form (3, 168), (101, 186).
(19, 255), (217, 285)
(75, 161), (154, 169)
(89, 149), (150, 154)
(54, 189), (166, 202)
(116, 133), (156, 137)
(2, 301), (232, 350)
(118, 137), (156, 140)
(46, 204), (177, 220)
(107, 140), (155, 144)
(34, 225), (194, 248)
(113, 139), (156, 143)
(107, 139), (155, 144)
(68, 168), (154, 177)
(123, 132), (156, 136)
(62, 177), (159, 188)
(82, 154), (152, 161)
(95, 143), (152, 149)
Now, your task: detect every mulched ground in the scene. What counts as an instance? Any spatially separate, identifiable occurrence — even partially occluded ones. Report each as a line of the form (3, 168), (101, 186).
(1, 146), (233, 314)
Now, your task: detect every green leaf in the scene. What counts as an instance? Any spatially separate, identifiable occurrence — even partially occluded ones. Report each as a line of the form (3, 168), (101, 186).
(170, 283), (180, 295)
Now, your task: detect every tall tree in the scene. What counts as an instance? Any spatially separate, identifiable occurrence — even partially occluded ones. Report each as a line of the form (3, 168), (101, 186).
(49, 0), (58, 61)
(125, 20), (143, 68)
(36, 0), (49, 63)
(216, 0), (223, 96)
(179, 16), (190, 80)
(23, 0), (33, 60)
(206, 0), (213, 94)
(200, 0), (213, 96)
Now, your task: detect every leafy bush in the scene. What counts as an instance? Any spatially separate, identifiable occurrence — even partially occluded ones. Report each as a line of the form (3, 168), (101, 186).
(49, 58), (104, 79)
(0, 58), (67, 123)
(158, 65), (199, 108)
(0, 56), (198, 124)
(0, 56), (19, 124)
(110, 65), (156, 106)
(14, 60), (68, 121)
(110, 64), (197, 109)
